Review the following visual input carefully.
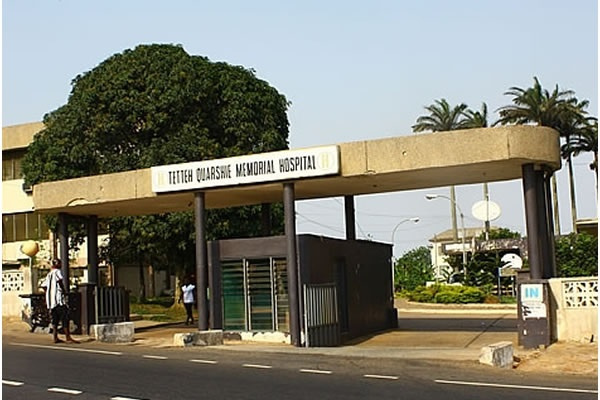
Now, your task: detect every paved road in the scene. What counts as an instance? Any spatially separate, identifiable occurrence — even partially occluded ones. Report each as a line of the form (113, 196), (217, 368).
(3, 339), (597, 400)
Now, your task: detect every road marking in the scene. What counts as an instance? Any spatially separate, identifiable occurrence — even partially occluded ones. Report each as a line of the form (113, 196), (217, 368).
(143, 355), (168, 360)
(434, 379), (598, 394)
(10, 342), (122, 356)
(112, 397), (143, 400)
(243, 364), (273, 369)
(48, 387), (83, 395)
(190, 359), (218, 364)
(300, 369), (332, 375)
(364, 374), (399, 380)
(2, 380), (24, 386)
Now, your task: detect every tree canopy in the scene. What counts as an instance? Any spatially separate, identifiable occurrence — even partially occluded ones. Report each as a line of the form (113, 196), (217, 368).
(394, 246), (432, 291)
(22, 44), (291, 286)
(23, 44), (290, 185)
(411, 98), (469, 132)
(555, 232), (598, 277)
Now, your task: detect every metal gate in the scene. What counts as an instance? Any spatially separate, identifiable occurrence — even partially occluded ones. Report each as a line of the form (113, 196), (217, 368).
(303, 283), (341, 347)
(95, 286), (129, 324)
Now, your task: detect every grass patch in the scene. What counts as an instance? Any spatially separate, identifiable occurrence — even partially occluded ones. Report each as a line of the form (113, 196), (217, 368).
(130, 297), (189, 322)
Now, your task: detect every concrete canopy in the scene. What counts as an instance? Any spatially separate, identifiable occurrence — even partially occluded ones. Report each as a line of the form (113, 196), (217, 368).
(32, 126), (560, 217)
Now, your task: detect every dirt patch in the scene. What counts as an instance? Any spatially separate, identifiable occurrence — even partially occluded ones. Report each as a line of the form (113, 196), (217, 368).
(515, 341), (598, 376)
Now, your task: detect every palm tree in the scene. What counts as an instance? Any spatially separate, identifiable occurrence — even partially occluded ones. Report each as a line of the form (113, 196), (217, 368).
(496, 77), (574, 127)
(495, 77), (587, 234)
(556, 99), (595, 230)
(462, 102), (488, 128)
(563, 117), (598, 195)
(412, 98), (469, 132)
(462, 103), (492, 237)
(413, 98), (469, 242)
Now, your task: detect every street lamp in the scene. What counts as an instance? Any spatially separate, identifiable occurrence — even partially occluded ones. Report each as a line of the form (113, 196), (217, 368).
(390, 217), (419, 296)
(425, 194), (467, 269)
(390, 217), (420, 245)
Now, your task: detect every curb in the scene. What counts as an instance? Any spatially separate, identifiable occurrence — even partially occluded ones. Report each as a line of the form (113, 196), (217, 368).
(397, 308), (517, 315)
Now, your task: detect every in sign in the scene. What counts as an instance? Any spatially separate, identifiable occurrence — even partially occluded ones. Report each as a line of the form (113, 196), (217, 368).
(521, 284), (543, 302)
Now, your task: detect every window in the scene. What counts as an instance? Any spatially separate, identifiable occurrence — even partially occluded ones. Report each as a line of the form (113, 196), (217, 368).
(2, 149), (26, 181)
(221, 257), (288, 332)
(2, 212), (50, 242)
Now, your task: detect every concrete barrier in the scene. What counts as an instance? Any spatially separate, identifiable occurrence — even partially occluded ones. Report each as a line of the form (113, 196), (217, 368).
(173, 330), (223, 347)
(548, 277), (598, 342)
(479, 341), (513, 369)
(91, 322), (134, 343)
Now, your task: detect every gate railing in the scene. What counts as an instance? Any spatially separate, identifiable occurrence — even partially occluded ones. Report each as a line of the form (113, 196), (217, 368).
(303, 283), (340, 347)
(94, 286), (130, 324)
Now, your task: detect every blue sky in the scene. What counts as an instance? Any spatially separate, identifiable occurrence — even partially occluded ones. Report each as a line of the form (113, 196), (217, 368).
(3, 0), (598, 256)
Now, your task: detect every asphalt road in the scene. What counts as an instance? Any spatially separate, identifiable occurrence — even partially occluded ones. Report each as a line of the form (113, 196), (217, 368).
(3, 340), (597, 400)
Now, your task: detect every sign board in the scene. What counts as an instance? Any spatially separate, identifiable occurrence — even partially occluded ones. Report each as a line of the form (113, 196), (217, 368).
(520, 283), (546, 319)
(151, 145), (340, 193)
(521, 284), (543, 302)
(498, 267), (517, 277)
(499, 253), (522, 277)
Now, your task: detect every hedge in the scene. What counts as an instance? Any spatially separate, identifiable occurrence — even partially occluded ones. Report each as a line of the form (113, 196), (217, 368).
(406, 284), (485, 304)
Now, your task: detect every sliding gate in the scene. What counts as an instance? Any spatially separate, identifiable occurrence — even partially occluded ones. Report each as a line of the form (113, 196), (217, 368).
(303, 283), (341, 347)
(221, 258), (289, 332)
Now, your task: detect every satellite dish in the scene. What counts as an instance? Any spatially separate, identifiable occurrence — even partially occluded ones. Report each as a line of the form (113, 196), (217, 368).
(501, 253), (522, 270)
(471, 200), (501, 222)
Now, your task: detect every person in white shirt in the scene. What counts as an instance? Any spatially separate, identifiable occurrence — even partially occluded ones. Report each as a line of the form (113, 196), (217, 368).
(178, 276), (196, 325)
(40, 259), (79, 343)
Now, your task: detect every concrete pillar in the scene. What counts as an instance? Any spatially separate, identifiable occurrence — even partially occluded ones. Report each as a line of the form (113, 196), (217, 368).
(194, 192), (209, 331)
(284, 183), (301, 347)
(58, 213), (70, 292)
(535, 170), (551, 276)
(522, 164), (542, 280)
(87, 215), (99, 285)
(450, 186), (458, 242)
(344, 195), (356, 240)
(543, 172), (558, 277)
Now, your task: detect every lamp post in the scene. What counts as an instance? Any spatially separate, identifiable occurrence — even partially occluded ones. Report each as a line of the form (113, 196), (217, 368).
(425, 194), (467, 271)
(390, 217), (420, 294)
(390, 217), (420, 246)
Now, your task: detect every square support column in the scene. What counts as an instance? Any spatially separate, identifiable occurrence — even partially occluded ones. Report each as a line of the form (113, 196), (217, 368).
(87, 215), (99, 285)
(522, 164), (558, 279)
(344, 195), (356, 240)
(542, 172), (558, 278)
(284, 183), (301, 347)
(522, 164), (542, 279)
(194, 192), (209, 331)
(58, 213), (70, 292)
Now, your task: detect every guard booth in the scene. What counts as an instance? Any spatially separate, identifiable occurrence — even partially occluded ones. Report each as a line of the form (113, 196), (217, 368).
(208, 234), (396, 346)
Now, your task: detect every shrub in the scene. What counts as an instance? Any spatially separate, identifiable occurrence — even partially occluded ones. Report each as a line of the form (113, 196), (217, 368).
(456, 286), (485, 303)
(406, 285), (438, 303)
(407, 284), (485, 304)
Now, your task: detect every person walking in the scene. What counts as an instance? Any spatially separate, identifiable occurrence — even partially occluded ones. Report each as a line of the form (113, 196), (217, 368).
(40, 259), (79, 343)
(179, 277), (196, 325)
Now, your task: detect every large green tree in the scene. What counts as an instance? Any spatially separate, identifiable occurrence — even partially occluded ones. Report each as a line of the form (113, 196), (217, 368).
(495, 77), (594, 234)
(555, 232), (598, 277)
(22, 44), (290, 293)
(394, 246), (432, 292)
